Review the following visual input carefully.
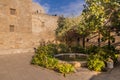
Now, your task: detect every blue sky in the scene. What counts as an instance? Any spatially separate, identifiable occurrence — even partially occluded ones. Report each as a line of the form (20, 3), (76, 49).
(33, 0), (85, 17)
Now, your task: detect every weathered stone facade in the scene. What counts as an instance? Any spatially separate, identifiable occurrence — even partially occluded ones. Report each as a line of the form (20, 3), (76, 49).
(0, 0), (58, 54)
(32, 13), (58, 41)
(0, 0), (32, 33)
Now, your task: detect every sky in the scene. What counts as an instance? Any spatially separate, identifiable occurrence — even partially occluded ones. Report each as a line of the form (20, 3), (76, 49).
(33, 0), (85, 17)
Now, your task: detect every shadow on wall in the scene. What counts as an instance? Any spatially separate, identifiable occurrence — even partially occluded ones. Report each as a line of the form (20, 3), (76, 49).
(89, 64), (120, 80)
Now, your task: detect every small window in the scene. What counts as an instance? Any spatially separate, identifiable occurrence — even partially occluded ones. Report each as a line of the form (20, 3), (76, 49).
(10, 25), (14, 32)
(41, 22), (45, 27)
(10, 8), (16, 15)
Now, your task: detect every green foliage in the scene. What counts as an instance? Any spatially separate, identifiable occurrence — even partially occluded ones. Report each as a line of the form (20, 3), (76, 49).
(56, 15), (82, 47)
(32, 53), (58, 69)
(36, 43), (58, 56)
(83, 0), (120, 47)
(57, 43), (87, 53)
(87, 45), (119, 71)
(86, 45), (99, 54)
(101, 45), (118, 62)
(57, 43), (69, 53)
(45, 57), (59, 69)
(56, 63), (75, 75)
(31, 43), (75, 75)
(87, 54), (105, 71)
(87, 45), (118, 61)
(31, 43), (59, 68)
(71, 45), (86, 53)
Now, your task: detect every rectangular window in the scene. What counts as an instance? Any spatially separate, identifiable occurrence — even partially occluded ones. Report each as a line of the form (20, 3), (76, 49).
(41, 22), (45, 27)
(10, 8), (16, 15)
(10, 25), (14, 32)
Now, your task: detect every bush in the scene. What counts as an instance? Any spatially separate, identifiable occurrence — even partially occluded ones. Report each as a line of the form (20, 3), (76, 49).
(57, 44), (87, 53)
(87, 45), (118, 61)
(31, 43), (58, 68)
(71, 45), (86, 53)
(56, 63), (75, 76)
(87, 54), (105, 71)
(57, 43), (69, 53)
(101, 45), (118, 62)
(45, 57), (59, 69)
(87, 45), (119, 71)
(86, 45), (99, 54)
(31, 43), (75, 75)
(36, 43), (58, 56)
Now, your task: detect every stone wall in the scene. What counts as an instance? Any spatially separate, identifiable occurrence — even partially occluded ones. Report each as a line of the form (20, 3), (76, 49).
(0, 0), (32, 33)
(32, 2), (45, 14)
(0, 0), (33, 54)
(32, 13), (58, 42)
(0, 0), (59, 54)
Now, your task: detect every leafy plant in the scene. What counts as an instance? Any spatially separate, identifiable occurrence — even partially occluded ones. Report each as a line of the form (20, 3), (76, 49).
(87, 54), (105, 71)
(31, 43), (59, 68)
(101, 45), (118, 62)
(57, 43), (69, 53)
(71, 45), (86, 53)
(56, 63), (75, 76)
(31, 43), (75, 75)
(87, 45), (119, 71)
(45, 57), (59, 69)
(86, 45), (99, 54)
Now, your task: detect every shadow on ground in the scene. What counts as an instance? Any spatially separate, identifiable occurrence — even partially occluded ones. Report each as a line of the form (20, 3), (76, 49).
(89, 64), (120, 80)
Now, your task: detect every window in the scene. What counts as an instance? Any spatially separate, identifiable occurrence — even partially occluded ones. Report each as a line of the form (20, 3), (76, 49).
(10, 8), (16, 15)
(10, 25), (14, 32)
(41, 22), (45, 27)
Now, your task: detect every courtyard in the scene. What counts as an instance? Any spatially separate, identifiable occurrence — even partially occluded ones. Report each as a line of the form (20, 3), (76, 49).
(0, 52), (120, 80)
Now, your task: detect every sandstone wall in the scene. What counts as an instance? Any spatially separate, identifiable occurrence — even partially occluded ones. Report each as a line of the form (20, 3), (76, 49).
(85, 32), (120, 49)
(0, 0), (32, 33)
(32, 2), (45, 14)
(0, 0), (59, 54)
(0, 0), (33, 54)
(32, 13), (59, 42)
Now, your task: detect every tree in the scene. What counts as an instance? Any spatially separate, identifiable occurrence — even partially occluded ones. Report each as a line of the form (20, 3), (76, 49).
(56, 16), (81, 47)
(83, 0), (120, 47)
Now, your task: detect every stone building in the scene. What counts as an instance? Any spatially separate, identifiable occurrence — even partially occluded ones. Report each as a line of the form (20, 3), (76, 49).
(32, 13), (58, 42)
(0, 0), (58, 54)
(31, 2), (58, 47)
(1, 0), (119, 54)
(0, 0), (32, 33)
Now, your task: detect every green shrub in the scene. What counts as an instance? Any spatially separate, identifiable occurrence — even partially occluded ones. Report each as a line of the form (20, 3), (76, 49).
(87, 54), (105, 71)
(56, 63), (75, 76)
(35, 43), (58, 57)
(57, 43), (69, 53)
(87, 45), (119, 71)
(102, 45), (116, 52)
(71, 45), (86, 53)
(45, 57), (59, 69)
(47, 43), (58, 55)
(32, 52), (59, 69)
(31, 43), (75, 75)
(86, 45), (99, 54)
(87, 45), (118, 62)
(31, 43), (58, 68)
(101, 45), (118, 62)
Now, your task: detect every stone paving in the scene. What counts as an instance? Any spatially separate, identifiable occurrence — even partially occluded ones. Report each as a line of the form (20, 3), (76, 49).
(0, 53), (120, 80)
